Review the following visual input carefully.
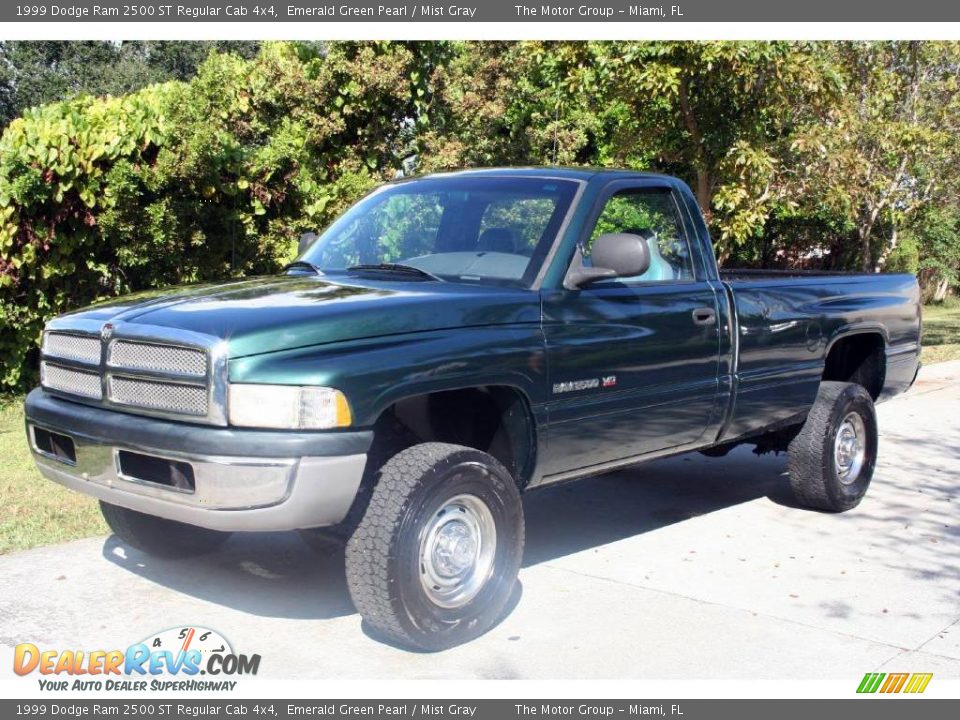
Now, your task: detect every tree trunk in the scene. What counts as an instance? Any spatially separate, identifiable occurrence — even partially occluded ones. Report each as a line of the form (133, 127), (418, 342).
(678, 73), (712, 220)
(934, 278), (950, 303)
(859, 226), (872, 272)
(695, 170), (712, 221)
(874, 222), (897, 273)
(858, 202), (884, 272)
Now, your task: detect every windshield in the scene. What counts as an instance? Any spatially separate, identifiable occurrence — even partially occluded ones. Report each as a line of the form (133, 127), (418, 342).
(300, 176), (580, 287)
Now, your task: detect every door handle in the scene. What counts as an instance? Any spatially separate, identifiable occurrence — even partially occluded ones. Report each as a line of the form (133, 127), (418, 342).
(692, 307), (717, 326)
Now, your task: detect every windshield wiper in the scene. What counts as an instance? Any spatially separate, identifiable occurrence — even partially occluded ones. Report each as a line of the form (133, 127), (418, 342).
(346, 263), (442, 282)
(283, 260), (323, 275)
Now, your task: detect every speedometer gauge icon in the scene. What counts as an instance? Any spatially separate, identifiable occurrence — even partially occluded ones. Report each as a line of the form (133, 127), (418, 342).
(140, 626), (233, 668)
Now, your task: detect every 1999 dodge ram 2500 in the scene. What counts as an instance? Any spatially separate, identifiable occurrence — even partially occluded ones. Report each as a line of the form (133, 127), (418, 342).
(26, 168), (921, 649)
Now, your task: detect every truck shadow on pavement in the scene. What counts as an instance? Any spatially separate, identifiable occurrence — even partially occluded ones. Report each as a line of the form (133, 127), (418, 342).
(101, 531), (356, 620)
(522, 448), (792, 567)
(101, 447), (793, 621)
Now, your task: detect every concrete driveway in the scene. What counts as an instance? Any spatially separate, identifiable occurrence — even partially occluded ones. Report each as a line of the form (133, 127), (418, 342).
(1, 362), (958, 680)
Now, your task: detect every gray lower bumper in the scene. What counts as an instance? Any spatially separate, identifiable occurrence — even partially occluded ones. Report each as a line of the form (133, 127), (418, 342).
(25, 390), (368, 532)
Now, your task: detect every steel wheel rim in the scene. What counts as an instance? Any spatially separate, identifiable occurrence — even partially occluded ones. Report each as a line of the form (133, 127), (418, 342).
(419, 492), (497, 609)
(834, 412), (867, 484)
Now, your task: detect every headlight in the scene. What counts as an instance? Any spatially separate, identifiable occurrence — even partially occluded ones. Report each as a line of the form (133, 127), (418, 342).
(228, 384), (352, 429)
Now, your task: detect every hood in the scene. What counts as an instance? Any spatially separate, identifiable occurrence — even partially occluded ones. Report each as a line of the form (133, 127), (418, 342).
(63, 275), (539, 357)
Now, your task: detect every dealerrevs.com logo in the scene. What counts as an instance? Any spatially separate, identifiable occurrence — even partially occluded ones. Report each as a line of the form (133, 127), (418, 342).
(13, 626), (260, 692)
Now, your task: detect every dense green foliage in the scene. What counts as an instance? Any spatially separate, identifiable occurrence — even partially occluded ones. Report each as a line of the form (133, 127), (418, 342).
(0, 41), (261, 129)
(1, 40), (959, 391)
(0, 41), (417, 389)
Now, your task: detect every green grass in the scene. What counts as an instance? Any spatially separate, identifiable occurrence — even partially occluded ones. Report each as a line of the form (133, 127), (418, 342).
(0, 398), (107, 555)
(1, 301), (958, 555)
(922, 302), (960, 365)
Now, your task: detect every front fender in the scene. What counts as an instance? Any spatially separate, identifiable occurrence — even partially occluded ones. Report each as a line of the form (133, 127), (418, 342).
(227, 326), (548, 427)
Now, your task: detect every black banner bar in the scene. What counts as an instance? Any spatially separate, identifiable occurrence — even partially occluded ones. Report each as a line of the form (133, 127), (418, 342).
(4, 0), (960, 23)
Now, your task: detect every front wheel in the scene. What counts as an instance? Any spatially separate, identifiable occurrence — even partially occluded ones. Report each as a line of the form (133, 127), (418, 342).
(345, 443), (524, 651)
(788, 381), (878, 512)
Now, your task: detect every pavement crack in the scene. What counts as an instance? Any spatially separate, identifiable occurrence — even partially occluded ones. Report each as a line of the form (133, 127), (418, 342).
(914, 616), (960, 654)
(872, 647), (908, 671)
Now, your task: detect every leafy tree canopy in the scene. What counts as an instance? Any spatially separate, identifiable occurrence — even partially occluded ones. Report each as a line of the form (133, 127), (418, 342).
(1, 40), (959, 392)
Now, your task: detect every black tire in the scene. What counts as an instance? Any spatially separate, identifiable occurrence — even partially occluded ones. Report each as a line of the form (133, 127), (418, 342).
(345, 442), (524, 651)
(100, 501), (232, 558)
(788, 381), (878, 512)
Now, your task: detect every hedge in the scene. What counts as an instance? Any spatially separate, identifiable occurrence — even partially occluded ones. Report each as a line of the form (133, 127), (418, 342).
(0, 42), (418, 390)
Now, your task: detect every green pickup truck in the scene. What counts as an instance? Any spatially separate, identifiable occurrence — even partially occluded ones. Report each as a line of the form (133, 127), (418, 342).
(25, 168), (921, 650)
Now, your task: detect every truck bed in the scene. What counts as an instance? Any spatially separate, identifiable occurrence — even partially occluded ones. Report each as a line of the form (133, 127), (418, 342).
(716, 270), (922, 442)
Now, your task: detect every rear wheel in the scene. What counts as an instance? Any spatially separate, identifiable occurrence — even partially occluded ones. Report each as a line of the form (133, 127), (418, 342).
(788, 381), (878, 512)
(345, 442), (524, 651)
(100, 501), (231, 558)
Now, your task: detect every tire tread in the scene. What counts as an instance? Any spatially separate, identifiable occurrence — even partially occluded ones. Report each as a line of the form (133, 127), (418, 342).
(345, 442), (521, 649)
(788, 381), (875, 512)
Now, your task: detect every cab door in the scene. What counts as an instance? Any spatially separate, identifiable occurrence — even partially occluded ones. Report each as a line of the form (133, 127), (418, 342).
(540, 183), (723, 477)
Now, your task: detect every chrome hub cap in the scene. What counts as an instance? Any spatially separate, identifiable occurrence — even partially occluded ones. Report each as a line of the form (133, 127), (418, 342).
(834, 412), (866, 484)
(419, 493), (496, 609)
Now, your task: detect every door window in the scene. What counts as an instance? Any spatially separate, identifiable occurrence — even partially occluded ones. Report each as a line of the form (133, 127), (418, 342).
(584, 189), (694, 282)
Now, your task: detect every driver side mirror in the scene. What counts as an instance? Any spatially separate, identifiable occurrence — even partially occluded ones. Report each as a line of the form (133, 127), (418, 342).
(565, 233), (651, 289)
(298, 231), (318, 256)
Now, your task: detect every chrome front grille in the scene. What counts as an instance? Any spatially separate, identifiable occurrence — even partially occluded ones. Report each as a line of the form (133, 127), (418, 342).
(109, 376), (208, 416)
(40, 362), (103, 399)
(42, 333), (101, 364)
(39, 324), (222, 424)
(109, 340), (207, 377)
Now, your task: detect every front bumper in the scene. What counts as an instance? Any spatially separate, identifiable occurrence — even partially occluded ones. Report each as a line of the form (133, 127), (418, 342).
(24, 388), (372, 532)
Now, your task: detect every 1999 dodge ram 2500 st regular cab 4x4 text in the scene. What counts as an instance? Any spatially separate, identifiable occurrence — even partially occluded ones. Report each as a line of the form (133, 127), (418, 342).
(25, 168), (921, 650)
